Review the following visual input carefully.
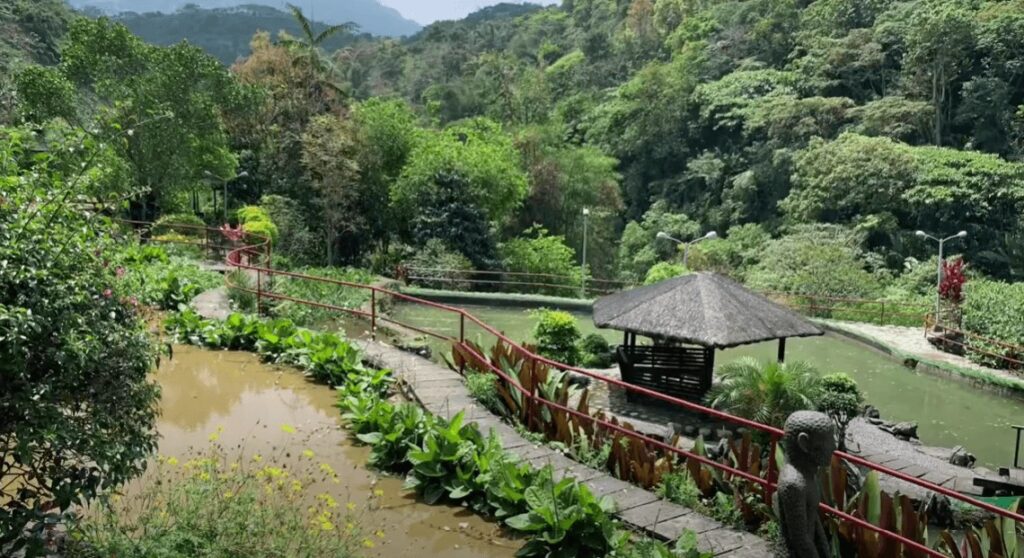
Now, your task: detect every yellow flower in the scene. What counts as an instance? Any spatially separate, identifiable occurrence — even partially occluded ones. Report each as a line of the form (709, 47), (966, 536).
(375, 530), (385, 539)
(280, 424), (296, 434)
(362, 539), (375, 549)
(346, 501), (356, 511)
(230, 462), (240, 470)
(373, 488), (384, 497)
(166, 457), (179, 466)
(208, 431), (220, 442)
(319, 463), (335, 475)
(291, 480), (303, 492)
(223, 491), (234, 500)
(346, 522), (355, 532)
(319, 518), (335, 531)
(302, 449), (315, 458)
(252, 454), (263, 463)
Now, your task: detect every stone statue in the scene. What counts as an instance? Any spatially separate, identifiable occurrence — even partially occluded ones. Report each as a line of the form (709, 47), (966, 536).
(777, 411), (836, 558)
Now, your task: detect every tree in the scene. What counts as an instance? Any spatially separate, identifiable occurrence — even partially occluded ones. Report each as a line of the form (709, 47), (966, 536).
(393, 118), (528, 227)
(900, 1), (976, 146)
(410, 171), (498, 269)
(21, 18), (244, 220)
(617, 200), (699, 281)
(705, 358), (823, 429)
(1, 125), (158, 555)
(300, 115), (361, 265)
(279, 4), (356, 103)
(501, 226), (585, 296)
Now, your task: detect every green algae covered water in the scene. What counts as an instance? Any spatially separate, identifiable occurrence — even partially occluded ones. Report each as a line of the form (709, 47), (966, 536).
(390, 302), (1024, 469)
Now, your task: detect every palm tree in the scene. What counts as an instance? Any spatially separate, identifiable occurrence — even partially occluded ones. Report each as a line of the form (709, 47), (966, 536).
(704, 357), (823, 429)
(280, 4), (356, 100)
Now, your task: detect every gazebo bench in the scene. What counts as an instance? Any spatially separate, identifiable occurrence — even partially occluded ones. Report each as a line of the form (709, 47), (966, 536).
(615, 345), (712, 402)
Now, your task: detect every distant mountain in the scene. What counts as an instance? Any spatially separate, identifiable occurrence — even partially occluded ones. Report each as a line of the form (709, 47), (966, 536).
(66, 0), (422, 37)
(110, 4), (369, 65)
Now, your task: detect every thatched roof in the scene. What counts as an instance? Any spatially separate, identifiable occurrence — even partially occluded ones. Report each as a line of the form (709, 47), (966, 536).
(593, 272), (823, 348)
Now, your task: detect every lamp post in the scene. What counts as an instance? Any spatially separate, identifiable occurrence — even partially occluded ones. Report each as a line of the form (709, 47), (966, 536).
(916, 229), (967, 325)
(657, 230), (718, 268)
(581, 207), (590, 297)
(204, 170), (249, 222)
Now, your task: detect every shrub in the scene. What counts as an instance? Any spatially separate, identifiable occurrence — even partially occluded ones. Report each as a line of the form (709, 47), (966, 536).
(2, 181), (159, 554)
(236, 205), (279, 245)
(153, 212), (206, 237)
(115, 254), (222, 310)
(580, 333), (613, 368)
(269, 267), (375, 326)
(962, 280), (1024, 367)
(746, 225), (879, 299)
(705, 358), (822, 428)
(226, 269), (256, 313)
(151, 233), (204, 260)
(68, 452), (361, 558)
(643, 261), (689, 285)
(532, 309), (582, 365)
(501, 226), (586, 297)
(405, 239), (474, 291)
(465, 372), (503, 415)
(817, 373), (863, 451)
(259, 195), (320, 266)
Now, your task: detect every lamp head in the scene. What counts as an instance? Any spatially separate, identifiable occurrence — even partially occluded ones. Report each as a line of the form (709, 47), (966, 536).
(656, 231), (670, 240)
(705, 231), (718, 240)
(956, 230), (967, 238)
(236, 171), (250, 179)
(582, 207), (590, 216)
(915, 230), (927, 238)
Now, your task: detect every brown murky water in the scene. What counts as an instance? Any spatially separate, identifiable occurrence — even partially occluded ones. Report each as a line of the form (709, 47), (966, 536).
(153, 344), (519, 557)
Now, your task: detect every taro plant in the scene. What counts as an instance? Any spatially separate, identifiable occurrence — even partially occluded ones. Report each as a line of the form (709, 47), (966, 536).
(505, 467), (625, 558)
(354, 403), (432, 472)
(404, 411), (489, 506)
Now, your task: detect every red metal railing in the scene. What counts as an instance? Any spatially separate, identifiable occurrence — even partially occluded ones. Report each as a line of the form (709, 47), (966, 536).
(925, 313), (1024, 370)
(131, 222), (1022, 556)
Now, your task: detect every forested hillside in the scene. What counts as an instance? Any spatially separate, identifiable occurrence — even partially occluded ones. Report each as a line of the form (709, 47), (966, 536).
(114, 4), (371, 64)
(68, 0), (422, 36)
(4, 0), (1024, 305)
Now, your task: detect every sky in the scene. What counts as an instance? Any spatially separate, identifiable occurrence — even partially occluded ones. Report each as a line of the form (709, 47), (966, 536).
(378, 0), (559, 25)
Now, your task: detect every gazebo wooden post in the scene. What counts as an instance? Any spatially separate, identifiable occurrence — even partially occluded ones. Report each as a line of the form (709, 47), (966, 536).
(704, 347), (715, 392)
(777, 338), (787, 363)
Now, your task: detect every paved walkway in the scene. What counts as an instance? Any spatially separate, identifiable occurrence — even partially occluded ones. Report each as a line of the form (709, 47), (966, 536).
(191, 287), (231, 320)
(354, 339), (774, 557)
(825, 321), (1024, 388)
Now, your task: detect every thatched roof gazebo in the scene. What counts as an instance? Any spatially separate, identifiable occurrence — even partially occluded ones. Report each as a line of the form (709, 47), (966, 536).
(593, 272), (823, 401)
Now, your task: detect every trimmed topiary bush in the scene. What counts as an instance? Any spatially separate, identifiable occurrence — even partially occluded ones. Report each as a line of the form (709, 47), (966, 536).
(531, 309), (582, 366)
(580, 333), (613, 368)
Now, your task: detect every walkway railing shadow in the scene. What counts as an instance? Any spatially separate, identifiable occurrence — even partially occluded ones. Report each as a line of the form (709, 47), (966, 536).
(124, 220), (1024, 557)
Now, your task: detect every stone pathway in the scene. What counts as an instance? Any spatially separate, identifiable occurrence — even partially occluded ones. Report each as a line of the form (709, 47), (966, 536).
(191, 287), (231, 320)
(354, 339), (775, 557)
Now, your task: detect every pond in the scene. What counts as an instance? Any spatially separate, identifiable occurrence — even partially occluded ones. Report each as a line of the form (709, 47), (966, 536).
(150, 344), (518, 558)
(390, 302), (1024, 469)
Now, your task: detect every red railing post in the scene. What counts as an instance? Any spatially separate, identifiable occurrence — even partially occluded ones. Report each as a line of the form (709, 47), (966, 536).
(256, 266), (263, 316)
(765, 434), (779, 505)
(458, 312), (465, 375)
(371, 289), (377, 340)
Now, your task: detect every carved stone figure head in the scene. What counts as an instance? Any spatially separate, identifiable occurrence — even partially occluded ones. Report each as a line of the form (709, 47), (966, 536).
(782, 410), (836, 469)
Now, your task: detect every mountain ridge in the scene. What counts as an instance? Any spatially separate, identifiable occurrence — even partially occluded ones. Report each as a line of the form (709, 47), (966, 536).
(66, 0), (422, 37)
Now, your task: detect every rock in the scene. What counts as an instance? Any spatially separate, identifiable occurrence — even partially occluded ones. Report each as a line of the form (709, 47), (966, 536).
(949, 446), (976, 468)
(682, 425), (699, 437)
(567, 373), (591, 388)
(867, 418), (885, 426)
(925, 494), (955, 528)
(698, 427), (713, 439)
(891, 422), (918, 439)
(863, 405), (881, 419)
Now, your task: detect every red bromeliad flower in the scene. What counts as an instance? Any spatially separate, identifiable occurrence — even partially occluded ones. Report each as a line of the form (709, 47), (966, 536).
(939, 258), (966, 304)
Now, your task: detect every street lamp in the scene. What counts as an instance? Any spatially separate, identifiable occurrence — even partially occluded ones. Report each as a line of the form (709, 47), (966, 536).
(657, 230), (717, 268)
(916, 229), (967, 325)
(581, 208), (590, 297)
(205, 170), (249, 222)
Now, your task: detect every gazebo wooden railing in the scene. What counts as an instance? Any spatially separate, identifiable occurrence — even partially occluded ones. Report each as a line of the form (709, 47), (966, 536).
(615, 344), (713, 402)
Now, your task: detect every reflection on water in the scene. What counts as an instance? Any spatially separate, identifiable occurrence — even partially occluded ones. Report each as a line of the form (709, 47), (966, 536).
(392, 302), (1024, 468)
(152, 345), (518, 558)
